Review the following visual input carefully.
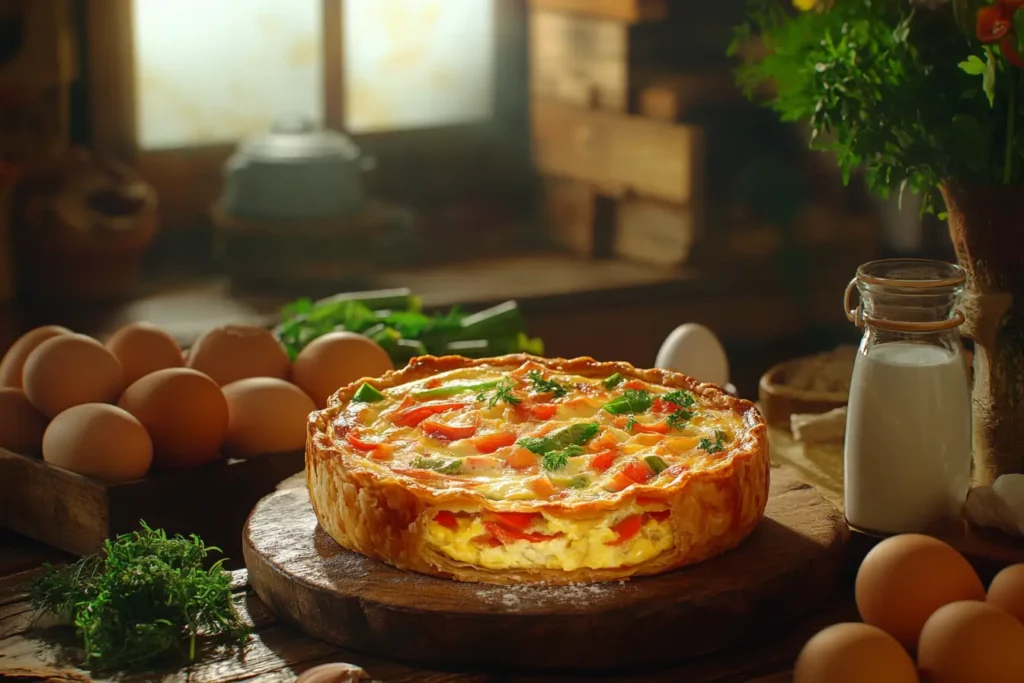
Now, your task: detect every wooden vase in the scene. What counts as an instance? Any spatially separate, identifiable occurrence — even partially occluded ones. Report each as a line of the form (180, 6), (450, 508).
(941, 182), (1024, 484)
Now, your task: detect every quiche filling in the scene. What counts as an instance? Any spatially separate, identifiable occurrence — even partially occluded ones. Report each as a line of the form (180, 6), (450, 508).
(333, 360), (742, 572)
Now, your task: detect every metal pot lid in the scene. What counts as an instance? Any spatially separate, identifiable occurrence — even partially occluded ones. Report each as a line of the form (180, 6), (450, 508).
(237, 116), (361, 162)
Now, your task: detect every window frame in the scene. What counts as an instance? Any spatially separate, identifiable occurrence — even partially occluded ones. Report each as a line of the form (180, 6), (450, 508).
(87, 0), (527, 226)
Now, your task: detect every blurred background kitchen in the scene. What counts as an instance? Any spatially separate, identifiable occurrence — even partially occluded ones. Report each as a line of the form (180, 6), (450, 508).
(0, 0), (956, 399)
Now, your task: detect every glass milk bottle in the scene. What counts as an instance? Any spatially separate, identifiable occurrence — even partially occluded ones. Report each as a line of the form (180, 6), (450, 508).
(843, 259), (972, 536)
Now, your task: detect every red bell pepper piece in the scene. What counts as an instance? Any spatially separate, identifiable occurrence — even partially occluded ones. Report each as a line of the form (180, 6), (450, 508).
(488, 511), (543, 531)
(393, 401), (467, 427)
(622, 459), (654, 484)
(484, 521), (562, 545)
(979, 5), (1012, 42)
(433, 510), (459, 530)
(471, 431), (518, 453)
(346, 430), (382, 452)
(606, 514), (644, 546)
(503, 446), (539, 470)
(623, 379), (647, 391)
(421, 417), (478, 441)
(590, 450), (618, 472)
(530, 403), (558, 420)
(615, 418), (669, 435)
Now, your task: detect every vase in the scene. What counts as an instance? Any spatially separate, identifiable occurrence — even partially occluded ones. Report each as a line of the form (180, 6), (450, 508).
(940, 182), (1024, 484)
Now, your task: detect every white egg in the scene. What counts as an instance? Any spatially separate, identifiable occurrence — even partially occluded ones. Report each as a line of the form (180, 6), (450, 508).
(655, 323), (729, 387)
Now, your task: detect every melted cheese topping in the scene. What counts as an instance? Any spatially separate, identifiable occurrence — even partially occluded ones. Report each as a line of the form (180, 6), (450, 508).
(334, 359), (744, 571)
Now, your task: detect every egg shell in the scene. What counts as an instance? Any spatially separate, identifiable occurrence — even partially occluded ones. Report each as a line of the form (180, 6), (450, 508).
(0, 325), (72, 388)
(105, 322), (185, 386)
(23, 334), (125, 418)
(0, 388), (49, 454)
(292, 331), (394, 409)
(222, 378), (316, 457)
(918, 600), (1024, 683)
(42, 403), (153, 482)
(793, 622), (919, 683)
(655, 323), (730, 388)
(117, 368), (228, 469)
(855, 534), (985, 650)
(987, 564), (1024, 625)
(186, 325), (291, 386)
(294, 662), (370, 683)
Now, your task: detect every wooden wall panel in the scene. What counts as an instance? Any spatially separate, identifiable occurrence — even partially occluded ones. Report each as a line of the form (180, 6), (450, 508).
(528, 0), (668, 23)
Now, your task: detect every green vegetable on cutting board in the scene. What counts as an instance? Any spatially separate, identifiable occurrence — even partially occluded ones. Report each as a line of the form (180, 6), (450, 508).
(28, 522), (248, 670)
(275, 289), (544, 365)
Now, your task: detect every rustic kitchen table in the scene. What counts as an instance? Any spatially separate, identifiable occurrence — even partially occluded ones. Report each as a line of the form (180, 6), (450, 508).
(0, 459), (860, 682)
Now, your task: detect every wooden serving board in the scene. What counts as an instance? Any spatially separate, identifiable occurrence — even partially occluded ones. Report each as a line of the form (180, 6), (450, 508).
(244, 470), (848, 671)
(0, 447), (304, 564)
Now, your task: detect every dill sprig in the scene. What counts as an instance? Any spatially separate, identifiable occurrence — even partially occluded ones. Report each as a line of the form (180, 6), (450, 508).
(526, 370), (569, 398)
(28, 522), (248, 671)
(478, 376), (522, 408)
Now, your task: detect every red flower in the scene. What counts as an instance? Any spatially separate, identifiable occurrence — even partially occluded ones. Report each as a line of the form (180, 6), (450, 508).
(978, 5), (1012, 43)
(1001, 34), (1024, 67)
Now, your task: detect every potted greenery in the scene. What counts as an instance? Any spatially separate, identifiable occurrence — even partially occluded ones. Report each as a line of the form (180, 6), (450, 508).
(733, 0), (1024, 483)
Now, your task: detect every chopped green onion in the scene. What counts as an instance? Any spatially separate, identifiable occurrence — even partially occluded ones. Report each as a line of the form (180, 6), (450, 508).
(518, 423), (600, 455)
(413, 380), (499, 400)
(352, 383), (385, 403)
(603, 373), (625, 389)
(644, 455), (669, 474)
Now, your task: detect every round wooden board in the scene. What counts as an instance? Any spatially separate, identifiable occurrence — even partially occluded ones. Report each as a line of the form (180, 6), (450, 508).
(243, 470), (848, 671)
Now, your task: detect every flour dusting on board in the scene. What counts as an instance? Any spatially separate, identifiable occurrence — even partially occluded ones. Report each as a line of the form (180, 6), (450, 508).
(475, 579), (632, 611)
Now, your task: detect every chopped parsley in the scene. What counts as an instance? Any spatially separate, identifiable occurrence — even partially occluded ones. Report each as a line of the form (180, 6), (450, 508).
(526, 370), (569, 398)
(541, 445), (585, 471)
(602, 373), (625, 389)
(699, 430), (729, 454)
(602, 389), (653, 415)
(624, 416), (637, 432)
(411, 457), (462, 474)
(478, 377), (521, 408)
(663, 390), (698, 430)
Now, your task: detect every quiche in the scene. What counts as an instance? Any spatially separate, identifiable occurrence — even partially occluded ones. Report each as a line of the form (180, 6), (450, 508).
(306, 355), (770, 585)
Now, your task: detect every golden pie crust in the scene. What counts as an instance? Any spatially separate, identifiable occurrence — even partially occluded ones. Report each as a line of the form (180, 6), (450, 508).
(306, 354), (770, 585)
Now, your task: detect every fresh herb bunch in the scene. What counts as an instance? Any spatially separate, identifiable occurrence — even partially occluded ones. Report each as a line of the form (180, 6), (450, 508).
(28, 522), (248, 670)
(732, 0), (1024, 212)
(275, 292), (544, 365)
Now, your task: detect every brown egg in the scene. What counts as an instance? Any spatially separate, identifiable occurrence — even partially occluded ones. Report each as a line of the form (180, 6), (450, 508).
(918, 601), (1024, 683)
(222, 378), (316, 457)
(186, 325), (291, 386)
(23, 334), (125, 418)
(42, 403), (152, 482)
(0, 325), (72, 388)
(855, 534), (984, 651)
(793, 622), (919, 683)
(292, 332), (394, 408)
(988, 564), (1024, 625)
(294, 663), (370, 683)
(105, 322), (185, 386)
(118, 368), (228, 468)
(0, 388), (49, 454)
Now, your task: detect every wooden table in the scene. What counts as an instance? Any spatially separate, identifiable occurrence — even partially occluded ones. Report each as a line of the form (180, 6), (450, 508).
(0, 466), (860, 682)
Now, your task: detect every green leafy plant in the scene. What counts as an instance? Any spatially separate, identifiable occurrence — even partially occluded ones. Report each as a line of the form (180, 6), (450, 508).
(731, 0), (1024, 213)
(28, 522), (248, 670)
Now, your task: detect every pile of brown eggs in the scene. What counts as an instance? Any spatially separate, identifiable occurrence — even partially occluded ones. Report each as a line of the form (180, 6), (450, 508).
(795, 534), (1024, 683)
(0, 323), (394, 483)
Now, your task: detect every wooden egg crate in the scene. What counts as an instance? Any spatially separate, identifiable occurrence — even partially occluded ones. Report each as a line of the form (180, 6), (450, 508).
(0, 446), (304, 562)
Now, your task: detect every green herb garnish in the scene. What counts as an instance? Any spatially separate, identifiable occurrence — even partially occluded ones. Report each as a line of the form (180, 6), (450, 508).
(666, 411), (694, 430)
(541, 445), (585, 472)
(624, 416), (637, 432)
(603, 373), (625, 389)
(478, 377), (521, 408)
(526, 370), (569, 398)
(699, 430), (729, 454)
(663, 390), (697, 409)
(411, 457), (462, 474)
(28, 522), (248, 670)
(352, 383), (386, 403)
(644, 455), (669, 474)
(518, 422), (600, 455)
(414, 380), (499, 400)
(602, 389), (653, 415)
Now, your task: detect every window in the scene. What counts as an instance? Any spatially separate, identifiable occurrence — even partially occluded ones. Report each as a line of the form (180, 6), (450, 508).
(130, 0), (497, 151)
